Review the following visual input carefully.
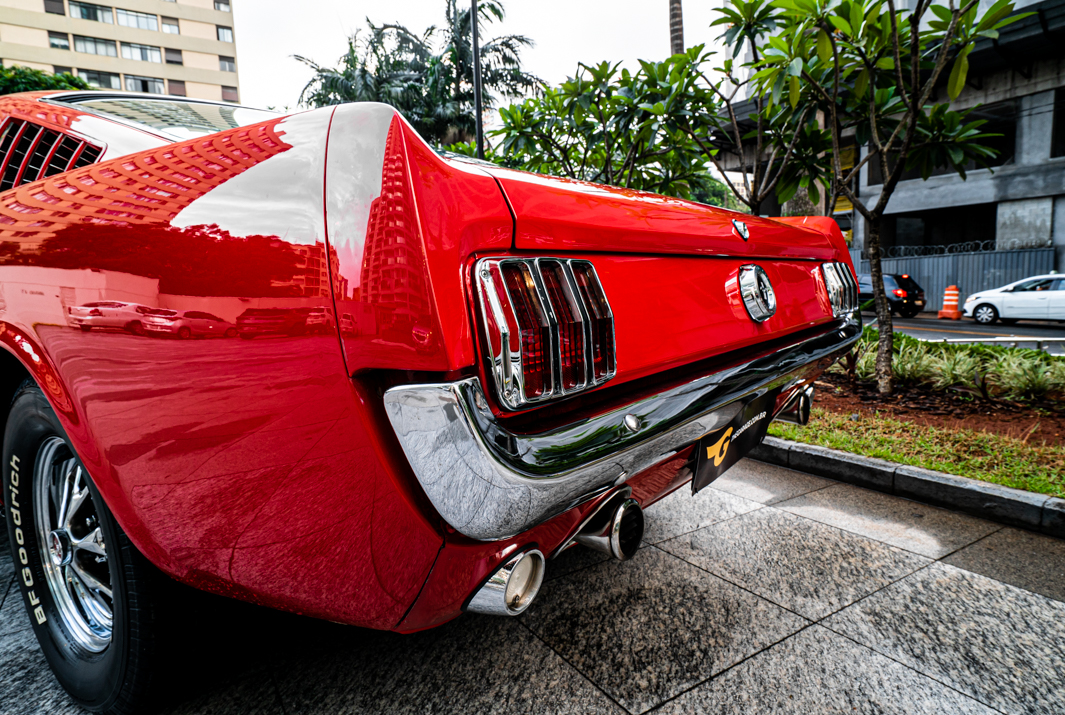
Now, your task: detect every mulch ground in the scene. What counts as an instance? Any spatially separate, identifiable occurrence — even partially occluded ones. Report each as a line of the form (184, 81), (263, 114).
(814, 371), (1065, 448)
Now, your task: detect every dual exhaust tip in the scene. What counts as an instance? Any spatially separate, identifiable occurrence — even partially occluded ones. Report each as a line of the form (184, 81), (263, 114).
(774, 385), (813, 426)
(466, 493), (644, 617)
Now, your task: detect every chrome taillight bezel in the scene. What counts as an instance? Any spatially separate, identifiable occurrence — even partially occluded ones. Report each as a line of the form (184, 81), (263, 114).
(821, 262), (858, 317)
(475, 257), (616, 411)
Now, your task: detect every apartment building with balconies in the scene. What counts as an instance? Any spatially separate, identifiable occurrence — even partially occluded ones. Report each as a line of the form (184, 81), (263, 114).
(0, 0), (239, 103)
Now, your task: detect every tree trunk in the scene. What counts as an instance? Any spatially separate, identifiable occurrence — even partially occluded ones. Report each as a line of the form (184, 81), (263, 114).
(866, 219), (895, 395)
(669, 0), (684, 56)
(783, 189), (820, 217)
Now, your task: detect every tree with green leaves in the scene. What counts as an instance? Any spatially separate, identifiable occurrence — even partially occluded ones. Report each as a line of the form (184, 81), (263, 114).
(752, 0), (1025, 395)
(296, 0), (538, 145)
(0, 65), (92, 96)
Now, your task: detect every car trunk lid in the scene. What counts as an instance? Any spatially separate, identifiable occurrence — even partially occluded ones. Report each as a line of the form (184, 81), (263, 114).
(486, 167), (839, 260)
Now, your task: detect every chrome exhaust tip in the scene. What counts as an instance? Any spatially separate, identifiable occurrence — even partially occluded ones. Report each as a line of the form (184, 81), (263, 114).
(774, 385), (813, 426)
(574, 497), (644, 561)
(465, 549), (545, 616)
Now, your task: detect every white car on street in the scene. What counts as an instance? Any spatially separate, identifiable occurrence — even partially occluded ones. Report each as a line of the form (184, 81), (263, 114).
(963, 274), (1065, 324)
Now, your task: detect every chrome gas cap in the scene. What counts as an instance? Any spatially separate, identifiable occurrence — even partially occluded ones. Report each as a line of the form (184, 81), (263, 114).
(738, 265), (776, 323)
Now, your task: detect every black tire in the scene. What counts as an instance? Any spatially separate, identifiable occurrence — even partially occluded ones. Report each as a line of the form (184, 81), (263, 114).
(224, 328), (238, 338)
(3, 382), (159, 714)
(898, 306), (921, 319)
(125, 322), (145, 337)
(972, 303), (998, 325)
(177, 327), (192, 340)
(79, 325), (92, 333)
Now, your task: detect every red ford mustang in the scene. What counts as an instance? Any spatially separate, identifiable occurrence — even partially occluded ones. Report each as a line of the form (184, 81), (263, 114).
(0, 91), (859, 713)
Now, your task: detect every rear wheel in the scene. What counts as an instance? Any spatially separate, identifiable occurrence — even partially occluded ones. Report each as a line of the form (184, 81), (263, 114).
(3, 383), (159, 714)
(177, 327), (192, 340)
(898, 306), (921, 319)
(124, 322), (145, 336)
(224, 328), (238, 338)
(973, 304), (998, 325)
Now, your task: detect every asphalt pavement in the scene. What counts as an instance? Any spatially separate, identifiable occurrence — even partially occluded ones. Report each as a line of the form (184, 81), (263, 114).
(866, 312), (1065, 354)
(2, 459), (1064, 714)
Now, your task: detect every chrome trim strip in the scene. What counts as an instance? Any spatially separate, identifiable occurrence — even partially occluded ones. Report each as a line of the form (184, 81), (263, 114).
(384, 314), (861, 541)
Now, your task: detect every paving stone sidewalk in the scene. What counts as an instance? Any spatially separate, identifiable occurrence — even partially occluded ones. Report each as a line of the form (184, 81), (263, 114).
(1, 458), (1063, 715)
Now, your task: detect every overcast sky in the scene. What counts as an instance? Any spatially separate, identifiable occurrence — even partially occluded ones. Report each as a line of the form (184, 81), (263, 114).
(232, 1), (727, 113)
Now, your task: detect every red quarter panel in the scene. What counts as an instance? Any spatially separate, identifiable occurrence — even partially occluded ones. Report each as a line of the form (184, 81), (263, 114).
(0, 101), (443, 629)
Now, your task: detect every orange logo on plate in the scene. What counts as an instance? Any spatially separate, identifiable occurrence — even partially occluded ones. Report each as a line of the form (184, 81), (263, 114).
(707, 427), (734, 467)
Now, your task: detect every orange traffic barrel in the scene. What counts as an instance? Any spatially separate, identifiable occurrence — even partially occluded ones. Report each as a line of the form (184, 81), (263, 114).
(938, 285), (962, 320)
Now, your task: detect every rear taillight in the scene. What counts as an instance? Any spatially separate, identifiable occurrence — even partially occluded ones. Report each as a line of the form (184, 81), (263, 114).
(821, 262), (858, 317)
(571, 262), (615, 382)
(476, 257), (615, 411)
(893, 288), (907, 298)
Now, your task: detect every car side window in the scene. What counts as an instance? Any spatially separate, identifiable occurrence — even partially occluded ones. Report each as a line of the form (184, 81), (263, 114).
(0, 117), (103, 191)
(1052, 279), (1064, 291)
(1015, 279), (1053, 292)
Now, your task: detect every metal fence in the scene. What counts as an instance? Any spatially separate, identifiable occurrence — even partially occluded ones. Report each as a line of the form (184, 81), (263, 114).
(846, 247), (1057, 312)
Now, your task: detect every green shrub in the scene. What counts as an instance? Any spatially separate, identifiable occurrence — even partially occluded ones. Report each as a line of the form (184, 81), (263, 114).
(841, 326), (1064, 402)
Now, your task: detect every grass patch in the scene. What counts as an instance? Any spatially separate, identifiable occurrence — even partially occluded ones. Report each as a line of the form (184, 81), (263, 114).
(769, 408), (1065, 498)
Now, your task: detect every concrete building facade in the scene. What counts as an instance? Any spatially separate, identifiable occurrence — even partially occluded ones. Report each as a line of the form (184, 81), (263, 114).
(0, 0), (239, 103)
(852, 0), (1065, 274)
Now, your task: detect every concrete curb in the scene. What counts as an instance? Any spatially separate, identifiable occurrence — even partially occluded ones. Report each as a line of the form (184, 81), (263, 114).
(749, 436), (1065, 539)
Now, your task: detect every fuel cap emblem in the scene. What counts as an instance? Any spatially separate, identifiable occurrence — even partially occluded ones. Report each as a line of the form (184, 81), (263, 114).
(738, 265), (776, 322)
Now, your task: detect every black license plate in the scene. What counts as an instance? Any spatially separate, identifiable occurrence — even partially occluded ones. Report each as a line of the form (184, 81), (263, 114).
(691, 390), (779, 494)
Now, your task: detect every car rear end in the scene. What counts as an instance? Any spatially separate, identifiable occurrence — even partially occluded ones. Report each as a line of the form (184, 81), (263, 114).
(141, 309), (182, 336)
(324, 106), (862, 630)
(888, 274), (926, 317)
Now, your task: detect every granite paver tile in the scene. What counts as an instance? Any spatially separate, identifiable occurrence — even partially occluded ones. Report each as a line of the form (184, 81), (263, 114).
(777, 483), (1000, 558)
(657, 625), (997, 715)
(276, 614), (622, 715)
(0, 576), (29, 637)
(658, 507), (931, 620)
(521, 546), (806, 714)
(547, 543), (610, 582)
(943, 527), (1065, 602)
(710, 459), (834, 505)
(824, 562), (1065, 715)
(642, 485), (761, 545)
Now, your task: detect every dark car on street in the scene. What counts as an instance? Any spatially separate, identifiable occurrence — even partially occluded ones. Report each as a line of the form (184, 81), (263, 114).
(858, 273), (926, 318)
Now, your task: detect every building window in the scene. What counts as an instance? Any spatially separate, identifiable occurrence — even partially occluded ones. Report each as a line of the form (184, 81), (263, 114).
(121, 42), (161, 63)
(222, 85), (238, 103)
(1052, 90), (1065, 159)
(49, 31), (71, 50)
(216, 26), (233, 42)
(165, 48), (182, 65)
(214, 1), (231, 10)
(168, 79), (186, 96)
(68, 1), (113, 23)
(73, 35), (117, 57)
(116, 8), (158, 31)
(219, 55), (235, 72)
(78, 68), (120, 89)
(125, 75), (165, 94)
(44, 0), (66, 15)
(53, 66), (73, 76)
(161, 16), (179, 34)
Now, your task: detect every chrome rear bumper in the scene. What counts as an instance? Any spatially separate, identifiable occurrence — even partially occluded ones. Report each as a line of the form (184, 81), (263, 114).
(384, 314), (860, 541)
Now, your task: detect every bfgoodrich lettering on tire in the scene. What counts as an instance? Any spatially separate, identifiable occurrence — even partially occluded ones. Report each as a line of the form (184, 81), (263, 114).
(3, 382), (159, 714)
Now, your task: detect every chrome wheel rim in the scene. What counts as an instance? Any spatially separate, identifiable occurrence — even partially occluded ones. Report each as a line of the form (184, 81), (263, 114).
(975, 306), (994, 323)
(33, 436), (113, 653)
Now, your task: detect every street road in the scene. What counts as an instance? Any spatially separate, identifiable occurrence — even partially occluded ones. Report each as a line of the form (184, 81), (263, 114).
(864, 312), (1065, 354)
(2, 459), (1063, 714)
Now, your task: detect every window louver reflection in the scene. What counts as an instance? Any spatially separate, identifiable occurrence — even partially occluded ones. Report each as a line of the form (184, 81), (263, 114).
(0, 119), (102, 191)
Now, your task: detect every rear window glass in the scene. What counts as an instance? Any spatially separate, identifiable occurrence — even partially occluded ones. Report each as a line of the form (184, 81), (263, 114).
(53, 96), (277, 141)
(895, 275), (921, 291)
